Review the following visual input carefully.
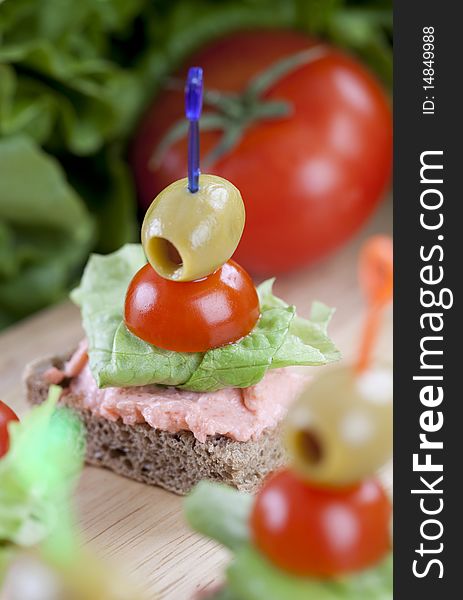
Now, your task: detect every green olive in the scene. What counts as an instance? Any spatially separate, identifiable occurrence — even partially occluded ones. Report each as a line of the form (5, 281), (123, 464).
(141, 174), (245, 281)
(284, 364), (392, 487)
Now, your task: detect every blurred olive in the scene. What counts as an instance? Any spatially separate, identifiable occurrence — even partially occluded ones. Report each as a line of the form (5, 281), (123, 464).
(284, 365), (392, 487)
(141, 174), (245, 281)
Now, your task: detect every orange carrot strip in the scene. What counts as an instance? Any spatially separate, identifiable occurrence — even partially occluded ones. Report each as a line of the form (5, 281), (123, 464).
(356, 235), (393, 373)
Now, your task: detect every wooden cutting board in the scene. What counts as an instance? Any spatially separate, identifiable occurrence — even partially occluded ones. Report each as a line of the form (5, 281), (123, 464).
(0, 201), (392, 600)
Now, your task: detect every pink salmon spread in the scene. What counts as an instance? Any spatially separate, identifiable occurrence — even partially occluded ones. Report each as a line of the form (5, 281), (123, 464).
(47, 342), (308, 443)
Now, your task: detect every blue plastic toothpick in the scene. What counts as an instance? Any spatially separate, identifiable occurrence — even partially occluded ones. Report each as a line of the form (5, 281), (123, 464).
(185, 67), (203, 193)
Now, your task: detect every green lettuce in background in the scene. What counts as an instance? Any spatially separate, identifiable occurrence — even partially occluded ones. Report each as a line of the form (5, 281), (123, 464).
(0, 136), (94, 327)
(0, 0), (392, 329)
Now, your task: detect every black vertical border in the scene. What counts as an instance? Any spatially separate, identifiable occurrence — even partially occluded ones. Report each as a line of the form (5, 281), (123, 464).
(394, 2), (461, 597)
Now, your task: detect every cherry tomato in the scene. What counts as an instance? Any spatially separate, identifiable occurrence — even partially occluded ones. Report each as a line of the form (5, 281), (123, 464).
(132, 30), (392, 275)
(0, 400), (19, 458)
(250, 469), (391, 577)
(124, 260), (260, 353)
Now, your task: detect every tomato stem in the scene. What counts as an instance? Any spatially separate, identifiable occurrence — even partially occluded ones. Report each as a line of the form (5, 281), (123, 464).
(153, 47), (326, 169)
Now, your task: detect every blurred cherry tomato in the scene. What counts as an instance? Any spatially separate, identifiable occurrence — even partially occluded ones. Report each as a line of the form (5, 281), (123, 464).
(250, 469), (391, 577)
(124, 260), (259, 353)
(132, 30), (392, 275)
(0, 400), (19, 458)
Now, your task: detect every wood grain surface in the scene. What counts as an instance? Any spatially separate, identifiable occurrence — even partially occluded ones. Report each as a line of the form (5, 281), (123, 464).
(0, 200), (392, 600)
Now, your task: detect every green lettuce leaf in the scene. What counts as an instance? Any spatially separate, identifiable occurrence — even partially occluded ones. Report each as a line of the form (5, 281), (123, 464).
(185, 482), (392, 600)
(71, 244), (340, 391)
(0, 136), (95, 320)
(0, 388), (143, 596)
(180, 305), (296, 392)
(258, 278), (340, 368)
(184, 481), (252, 552)
(227, 547), (392, 600)
(0, 386), (85, 587)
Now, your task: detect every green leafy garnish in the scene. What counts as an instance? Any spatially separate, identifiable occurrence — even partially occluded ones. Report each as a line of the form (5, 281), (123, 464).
(0, 386), (85, 582)
(0, 389), (145, 596)
(184, 481), (252, 552)
(185, 482), (392, 600)
(227, 547), (392, 600)
(71, 244), (340, 391)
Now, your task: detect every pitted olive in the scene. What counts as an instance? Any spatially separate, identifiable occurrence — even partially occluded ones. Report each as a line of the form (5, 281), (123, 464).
(141, 174), (245, 281)
(284, 364), (392, 487)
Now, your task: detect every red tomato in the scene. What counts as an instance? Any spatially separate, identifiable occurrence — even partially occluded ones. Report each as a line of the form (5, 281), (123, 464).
(132, 30), (392, 275)
(0, 400), (19, 458)
(250, 469), (391, 577)
(124, 260), (259, 353)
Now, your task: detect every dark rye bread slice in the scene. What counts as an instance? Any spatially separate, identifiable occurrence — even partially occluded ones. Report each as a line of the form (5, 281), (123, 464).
(23, 354), (287, 495)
